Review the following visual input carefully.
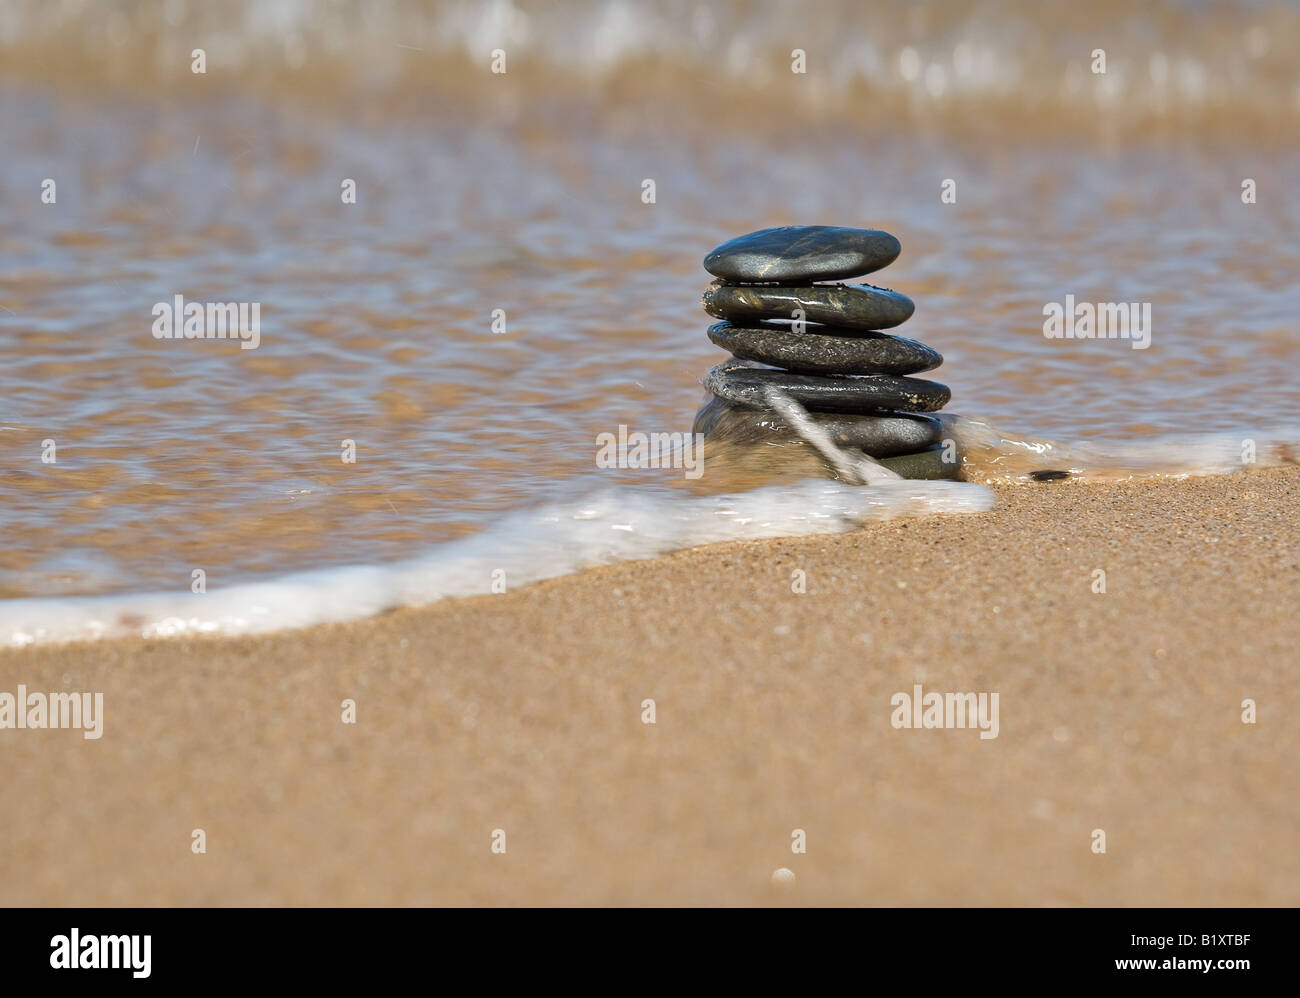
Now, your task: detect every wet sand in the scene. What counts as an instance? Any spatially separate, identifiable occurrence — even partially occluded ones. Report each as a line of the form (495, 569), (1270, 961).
(2, 466), (1297, 906)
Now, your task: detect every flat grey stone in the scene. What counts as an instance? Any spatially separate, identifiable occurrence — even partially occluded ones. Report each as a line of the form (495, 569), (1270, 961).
(703, 226), (901, 283)
(702, 361), (950, 414)
(702, 280), (914, 330)
(876, 444), (962, 480)
(693, 396), (943, 457)
(707, 320), (940, 376)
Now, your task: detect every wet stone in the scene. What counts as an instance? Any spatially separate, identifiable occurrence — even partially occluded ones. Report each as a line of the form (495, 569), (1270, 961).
(702, 361), (951, 414)
(694, 225), (953, 480)
(875, 443), (962, 480)
(703, 226), (902, 283)
(707, 320), (940, 376)
(702, 280), (914, 331)
(692, 396), (944, 457)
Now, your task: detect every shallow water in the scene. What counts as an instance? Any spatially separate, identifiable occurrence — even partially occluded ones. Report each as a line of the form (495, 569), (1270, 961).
(1, 0), (1297, 640)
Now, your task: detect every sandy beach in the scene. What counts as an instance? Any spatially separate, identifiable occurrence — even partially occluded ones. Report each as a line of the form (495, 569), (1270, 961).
(2, 465), (1295, 907)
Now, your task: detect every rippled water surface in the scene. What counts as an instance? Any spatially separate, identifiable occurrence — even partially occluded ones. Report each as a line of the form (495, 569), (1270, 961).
(1, 0), (1297, 602)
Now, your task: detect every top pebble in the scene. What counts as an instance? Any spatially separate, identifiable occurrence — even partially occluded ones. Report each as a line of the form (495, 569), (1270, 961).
(703, 225), (902, 283)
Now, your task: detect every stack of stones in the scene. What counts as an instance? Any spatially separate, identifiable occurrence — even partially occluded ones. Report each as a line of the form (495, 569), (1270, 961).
(692, 225), (957, 480)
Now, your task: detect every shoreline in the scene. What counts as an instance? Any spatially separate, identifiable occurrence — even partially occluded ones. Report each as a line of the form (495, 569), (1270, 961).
(2, 466), (1297, 905)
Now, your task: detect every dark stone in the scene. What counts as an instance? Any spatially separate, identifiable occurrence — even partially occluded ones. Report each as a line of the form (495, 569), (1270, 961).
(875, 444), (962, 480)
(702, 280), (914, 330)
(707, 320), (940, 376)
(702, 361), (950, 414)
(703, 226), (901, 283)
(1029, 470), (1071, 482)
(692, 396), (943, 457)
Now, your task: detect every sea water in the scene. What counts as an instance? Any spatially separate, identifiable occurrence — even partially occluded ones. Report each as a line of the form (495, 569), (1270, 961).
(1, 0), (1296, 644)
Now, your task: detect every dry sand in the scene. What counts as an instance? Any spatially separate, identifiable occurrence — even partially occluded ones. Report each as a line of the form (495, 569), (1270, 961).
(2, 467), (1297, 906)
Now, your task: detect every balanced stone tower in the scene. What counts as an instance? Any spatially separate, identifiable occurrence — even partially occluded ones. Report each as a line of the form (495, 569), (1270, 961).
(693, 225), (958, 480)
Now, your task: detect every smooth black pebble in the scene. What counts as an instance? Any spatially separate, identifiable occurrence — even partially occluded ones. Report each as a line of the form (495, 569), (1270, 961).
(702, 361), (951, 414)
(703, 225), (902, 283)
(702, 280), (915, 330)
(692, 396), (944, 457)
(707, 320), (941, 376)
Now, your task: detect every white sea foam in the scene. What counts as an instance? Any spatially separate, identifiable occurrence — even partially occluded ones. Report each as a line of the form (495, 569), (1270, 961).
(952, 419), (1299, 479)
(0, 478), (992, 649)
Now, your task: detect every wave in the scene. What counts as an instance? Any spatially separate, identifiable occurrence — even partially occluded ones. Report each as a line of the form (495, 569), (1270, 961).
(3, 0), (1298, 129)
(3, 418), (1295, 648)
(952, 420), (1300, 480)
(0, 477), (992, 648)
